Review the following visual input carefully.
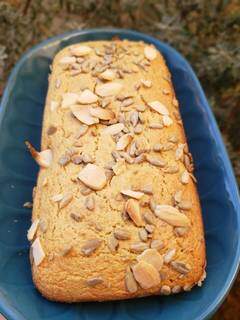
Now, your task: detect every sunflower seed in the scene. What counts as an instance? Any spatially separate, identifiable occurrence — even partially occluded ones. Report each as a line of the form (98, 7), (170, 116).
(134, 153), (146, 163)
(39, 219), (47, 233)
(114, 228), (131, 240)
(125, 266), (138, 293)
(163, 115), (173, 127)
(75, 124), (88, 138)
(146, 155), (166, 167)
(72, 155), (83, 165)
(86, 277), (103, 287)
(172, 285), (181, 293)
(149, 198), (156, 212)
(70, 212), (83, 222)
(121, 98), (134, 108)
(148, 101), (169, 115)
(173, 190), (183, 204)
(130, 242), (149, 253)
(168, 135), (178, 143)
(107, 233), (119, 252)
(174, 227), (188, 236)
(150, 240), (164, 250)
(85, 195), (95, 211)
(175, 144), (185, 161)
(58, 154), (71, 166)
(162, 89), (170, 95)
(138, 228), (148, 242)
(180, 170), (190, 184)
(55, 78), (61, 88)
(59, 193), (73, 209)
(183, 284), (193, 291)
(47, 126), (57, 135)
(172, 98), (179, 107)
(82, 154), (94, 164)
(153, 143), (163, 152)
(80, 186), (92, 195)
(140, 184), (153, 195)
(144, 46), (157, 60)
(130, 111), (139, 127)
(136, 105), (146, 112)
(81, 238), (101, 256)
(164, 248), (176, 264)
(161, 285), (171, 295)
(171, 261), (190, 274)
(145, 224), (155, 233)
(178, 200), (192, 210)
(143, 211), (155, 225)
(149, 122), (163, 129)
(164, 165), (179, 174)
(120, 152), (134, 164)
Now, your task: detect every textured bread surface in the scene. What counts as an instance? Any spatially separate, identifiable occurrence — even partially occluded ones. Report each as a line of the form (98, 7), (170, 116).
(29, 40), (206, 302)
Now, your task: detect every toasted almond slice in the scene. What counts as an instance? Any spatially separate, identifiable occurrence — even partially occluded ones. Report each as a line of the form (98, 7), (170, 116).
(32, 237), (45, 266)
(50, 100), (59, 111)
(71, 105), (99, 125)
(78, 164), (107, 190)
(132, 260), (160, 289)
(163, 115), (173, 127)
(148, 101), (169, 115)
(25, 141), (52, 168)
(99, 69), (115, 81)
(121, 189), (144, 200)
(155, 205), (190, 227)
(116, 134), (133, 151)
(90, 107), (115, 120)
(141, 79), (152, 88)
(96, 82), (123, 97)
(78, 89), (98, 104)
(27, 219), (39, 241)
(181, 170), (190, 184)
(137, 248), (163, 271)
(70, 45), (92, 56)
(125, 266), (138, 293)
(125, 199), (144, 226)
(144, 46), (158, 61)
(102, 123), (124, 135)
(62, 92), (79, 108)
(59, 56), (76, 64)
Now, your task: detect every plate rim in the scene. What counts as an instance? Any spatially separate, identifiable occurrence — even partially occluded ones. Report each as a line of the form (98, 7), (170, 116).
(0, 27), (240, 320)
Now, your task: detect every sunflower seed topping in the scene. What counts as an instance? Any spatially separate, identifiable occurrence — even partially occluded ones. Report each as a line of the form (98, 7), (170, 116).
(81, 238), (101, 256)
(114, 228), (131, 240)
(86, 277), (104, 287)
(171, 261), (191, 274)
(85, 195), (95, 211)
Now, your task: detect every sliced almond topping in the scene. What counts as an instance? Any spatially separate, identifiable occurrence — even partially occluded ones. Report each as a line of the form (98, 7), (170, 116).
(96, 82), (123, 97)
(78, 89), (98, 104)
(181, 170), (190, 184)
(27, 219), (39, 241)
(50, 100), (59, 111)
(137, 248), (163, 271)
(70, 45), (92, 56)
(164, 248), (176, 264)
(71, 105), (99, 125)
(125, 199), (144, 226)
(144, 46), (158, 61)
(163, 115), (173, 127)
(148, 101), (169, 115)
(132, 260), (160, 289)
(155, 205), (190, 227)
(141, 79), (152, 88)
(59, 56), (76, 65)
(62, 92), (79, 108)
(114, 228), (131, 240)
(121, 189), (144, 200)
(102, 123), (124, 135)
(99, 69), (115, 81)
(32, 237), (45, 266)
(78, 164), (107, 190)
(90, 107), (115, 120)
(81, 238), (101, 256)
(25, 141), (52, 168)
(116, 134), (133, 151)
(125, 266), (138, 293)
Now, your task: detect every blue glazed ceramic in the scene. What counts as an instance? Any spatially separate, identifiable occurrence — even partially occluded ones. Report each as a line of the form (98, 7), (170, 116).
(0, 28), (239, 320)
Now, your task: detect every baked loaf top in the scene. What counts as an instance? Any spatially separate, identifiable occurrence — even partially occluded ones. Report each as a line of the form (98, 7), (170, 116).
(27, 40), (206, 302)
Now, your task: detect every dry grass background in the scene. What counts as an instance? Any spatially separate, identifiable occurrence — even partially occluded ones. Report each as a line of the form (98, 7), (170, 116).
(0, 0), (239, 319)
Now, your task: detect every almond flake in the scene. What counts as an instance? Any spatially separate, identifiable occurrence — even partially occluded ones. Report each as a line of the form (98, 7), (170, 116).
(130, 242), (149, 253)
(76, 124), (88, 138)
(90, 107), (115, 120)
(144, 46), (157, 61)
(96, 82), (123, 97)
(27, 219), (39, 241)
(125, 199), (144, 226)
(141, 79), (152, 88)
(125, 266), (138, 293)
(32, 237), (45, 266)
(78, 89), (98, 104)
(137, 248), (163, 271)
(132, 260), (160, 289)
(102, 123), (124, 135)
(107, 234), (119, 252)
(71, 105), (99, 125)
(164, 248), (176, 264)
(121, 189), (144, 200)
(148, 101), (169, 115)
(70, 45), (92, 56)
(78, 164), (107, 190)
(59, 56), (76, 65)
(81, 238), (101, 256)
(62, 92), (79, 108)
(50, 100), (59, 111)
(114, 228), (131, 240)
(86, 277), (103, 287)
(163, 115), (173, 127)
(25, 141), (52, 168)
(181, 170), (190, 184)
(99, 69), (115, 81)
(155, 205), (190, 227)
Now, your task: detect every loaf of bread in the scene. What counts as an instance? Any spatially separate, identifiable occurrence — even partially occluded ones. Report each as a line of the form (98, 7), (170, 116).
(27, 40), (206, 302)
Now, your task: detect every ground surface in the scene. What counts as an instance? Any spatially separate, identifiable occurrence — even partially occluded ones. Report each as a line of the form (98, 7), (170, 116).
(0, 1), (239, 319)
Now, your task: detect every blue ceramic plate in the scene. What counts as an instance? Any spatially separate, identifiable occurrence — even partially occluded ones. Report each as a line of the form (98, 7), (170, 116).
(0, 28), (239, 320)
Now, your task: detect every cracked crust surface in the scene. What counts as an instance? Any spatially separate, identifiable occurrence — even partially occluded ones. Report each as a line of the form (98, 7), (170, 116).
(30, 40), (206, 302)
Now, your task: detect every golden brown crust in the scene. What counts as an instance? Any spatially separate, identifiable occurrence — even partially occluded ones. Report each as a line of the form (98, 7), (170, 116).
(29, 40), (206, 302)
